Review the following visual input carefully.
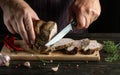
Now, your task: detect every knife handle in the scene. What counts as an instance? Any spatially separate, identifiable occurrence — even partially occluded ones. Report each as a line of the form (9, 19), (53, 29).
(71, 20), (77, 27)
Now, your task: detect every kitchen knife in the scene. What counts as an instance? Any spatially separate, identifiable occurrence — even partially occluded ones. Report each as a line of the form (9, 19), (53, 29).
(45, 20), (77, 47)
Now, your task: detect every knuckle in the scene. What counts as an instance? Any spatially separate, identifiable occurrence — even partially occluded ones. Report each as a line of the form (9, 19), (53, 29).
(26, 25), (32, 31)
(4, 20), (10, 26)
(77, 25), (84, 29)
(31, 36), (35, 42)
(96, 11), (101, 17)
(4, 21), (8, 26)
(92, 9), (101, 17)
(10, 15), (14, 19)
(24, 20), (33, 31)
(19, 29), (26, 35)
(80, 6), (85, 11)
(22, 7), (28, 15)
(87, 9), (92, 14)
(80, 25), (85, 28)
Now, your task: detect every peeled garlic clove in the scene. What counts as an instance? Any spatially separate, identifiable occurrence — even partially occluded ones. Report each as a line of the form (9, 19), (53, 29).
(24, 61), (31, 68)
(51, 64), (59, 72)
(0, 54), (10, 66)
(4, 55), (10, 62)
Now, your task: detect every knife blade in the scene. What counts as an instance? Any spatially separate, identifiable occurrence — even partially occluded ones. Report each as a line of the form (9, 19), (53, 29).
(45, 20), (77, 47)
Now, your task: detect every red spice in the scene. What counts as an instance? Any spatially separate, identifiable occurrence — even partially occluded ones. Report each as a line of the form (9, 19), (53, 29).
(3, 35), (24, 51)
(64, 66), (68, 69)
(15, 64), (21, 68)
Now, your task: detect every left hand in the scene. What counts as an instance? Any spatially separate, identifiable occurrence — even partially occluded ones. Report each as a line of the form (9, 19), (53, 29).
(0, 0), (39, 46)
(70, 0), (101, 29)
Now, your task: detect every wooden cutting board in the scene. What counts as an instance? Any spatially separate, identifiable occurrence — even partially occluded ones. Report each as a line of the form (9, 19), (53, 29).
(1, 40), (101, 61)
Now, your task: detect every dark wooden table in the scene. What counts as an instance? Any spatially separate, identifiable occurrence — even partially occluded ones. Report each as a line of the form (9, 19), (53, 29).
(0, 33), (120, 75)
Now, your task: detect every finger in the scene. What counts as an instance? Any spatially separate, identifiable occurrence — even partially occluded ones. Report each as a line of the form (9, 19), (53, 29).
(23, 14), (35, 45)
(16, 17), (29, 45)
(76, 14), (86, 29)
(4, 20), (16, 34)
(85, 10), (98, 28)
(31, 13), (40, 29)
(84, 15), (91, 28)
(90, 10), (99, 24)
(10, 16), (19, 33)
(32, 13), (40, 21)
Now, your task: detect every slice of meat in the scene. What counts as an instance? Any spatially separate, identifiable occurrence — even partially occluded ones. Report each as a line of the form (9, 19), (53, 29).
(49, 38), (74, 52)
(79, 40), (103, 55)
(82, 40), (103, 51)
(64, 46), (78, 55)
(47, 38), (76, 55)
(70, 38), (103, 55)
(33, 20), (57, 53)
(80, 49), (95, 55)
(48, 38), (91, 55)
(36, 38), (102, 55)
(34, 38), (74, 54)
(73, 38), (90, 50)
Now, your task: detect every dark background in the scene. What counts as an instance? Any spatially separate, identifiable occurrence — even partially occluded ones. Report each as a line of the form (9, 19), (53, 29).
(88, 0), (120, 33)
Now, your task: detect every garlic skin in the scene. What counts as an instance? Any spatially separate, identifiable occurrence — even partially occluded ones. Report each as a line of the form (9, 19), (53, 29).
(0, 54), (10, 66)
(4, 55), (10, 62)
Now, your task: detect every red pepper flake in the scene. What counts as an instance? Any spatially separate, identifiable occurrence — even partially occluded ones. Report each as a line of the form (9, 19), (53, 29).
(64, 66), (68, 69)
(3, 35), (24, 51)
(15, 64), (21, 68)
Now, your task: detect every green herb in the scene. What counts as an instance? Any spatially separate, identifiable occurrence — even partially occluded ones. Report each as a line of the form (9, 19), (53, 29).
(103, 41), (117, 53)
(103, 41), (120, 62)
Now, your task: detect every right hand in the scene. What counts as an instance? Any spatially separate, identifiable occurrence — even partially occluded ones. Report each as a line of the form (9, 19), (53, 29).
(1, 0), (39, 46)
(69, 0), (101, 29)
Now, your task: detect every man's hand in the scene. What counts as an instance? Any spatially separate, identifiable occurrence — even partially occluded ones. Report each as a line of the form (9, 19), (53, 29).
(0, 0), (39, 45)
(70, 0), (101, 29)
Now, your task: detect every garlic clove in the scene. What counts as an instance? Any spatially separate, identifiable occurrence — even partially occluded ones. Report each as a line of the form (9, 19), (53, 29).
(51, 64), (59, 72)
(24, 61), (31, 68)
(0, 54), (10, 66)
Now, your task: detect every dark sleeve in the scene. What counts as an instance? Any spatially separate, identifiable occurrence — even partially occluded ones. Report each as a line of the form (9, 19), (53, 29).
(25, 0), (87, 33)
(88, 0), (120, 33)
(0, 9), (9, 34)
